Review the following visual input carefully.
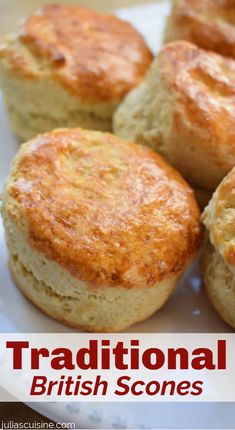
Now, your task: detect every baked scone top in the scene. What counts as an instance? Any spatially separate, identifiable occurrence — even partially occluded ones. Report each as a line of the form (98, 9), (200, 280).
(203, 167), (235, 267)
(159, 42), (235, 186)
(160, 40), (235, 106)
(165, 0), (235, 57)
(4, 128), (201, 288)
(0, 4), (153, 102)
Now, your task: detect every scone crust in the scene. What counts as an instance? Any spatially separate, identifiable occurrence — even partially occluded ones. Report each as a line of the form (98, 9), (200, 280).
(165, 0), (235, 58)
(3, 128), (201, 289)
(160, 41), (235, 164)
(0, 3), (153, 103)
(114, 41), (235, 190)
(9, 255), (177, 332)
(202, 166), (235, 267)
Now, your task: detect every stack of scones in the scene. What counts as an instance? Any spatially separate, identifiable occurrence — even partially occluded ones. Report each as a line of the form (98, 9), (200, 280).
(1, 1), (235, 332)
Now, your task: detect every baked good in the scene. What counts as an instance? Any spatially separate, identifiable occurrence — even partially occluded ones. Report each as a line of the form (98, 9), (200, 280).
(113, 41), (235, 208)
(202, 167), (235, 329)
(164, 0), (235, 58)
(1, 128), (201, 332)
(0, 3), (152, 141)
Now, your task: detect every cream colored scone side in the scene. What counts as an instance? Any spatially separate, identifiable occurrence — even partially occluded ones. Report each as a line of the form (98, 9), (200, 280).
(2, 184), (179, 332)
(113, 52), (234, 191)
(0, 70), (118, 141)
(9, 253), (177, 332)
(113, 71), (175, 155)
(201, 238), (235, 330)
(202, 176), (235, 328)
(2, 206), (178, 332)
(202, 172), (235, 266)
(202, 187), (220, 250)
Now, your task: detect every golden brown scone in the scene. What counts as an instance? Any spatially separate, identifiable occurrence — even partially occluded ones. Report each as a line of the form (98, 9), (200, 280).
(0, 4), (152, 141)
(202, 167), (235, 329)
(113, 41), (235, 208)
(1, 128), (201, 332)
(164, 0), (235, 58)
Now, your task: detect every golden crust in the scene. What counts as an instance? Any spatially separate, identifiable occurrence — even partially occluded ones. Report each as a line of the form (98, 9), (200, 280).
(165, 0), (235, 58)
(202, 167), (235, 267)
(0, 4), (153, 102)
(4, 128), (201, 289)
(114, 41), (235, 191)
(160, 41), (235, 188)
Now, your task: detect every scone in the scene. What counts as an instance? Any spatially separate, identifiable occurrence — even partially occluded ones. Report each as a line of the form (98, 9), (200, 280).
(0, 4), (152, 141)
(202, 167), (235, 329)
(1, 128), (201, 332)
(164, 0), (235, 59)
(113, 41), (235, 209)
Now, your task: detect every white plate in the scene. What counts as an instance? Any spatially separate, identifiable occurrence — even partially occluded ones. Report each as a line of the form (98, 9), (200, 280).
(0, 1), (234, 428)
